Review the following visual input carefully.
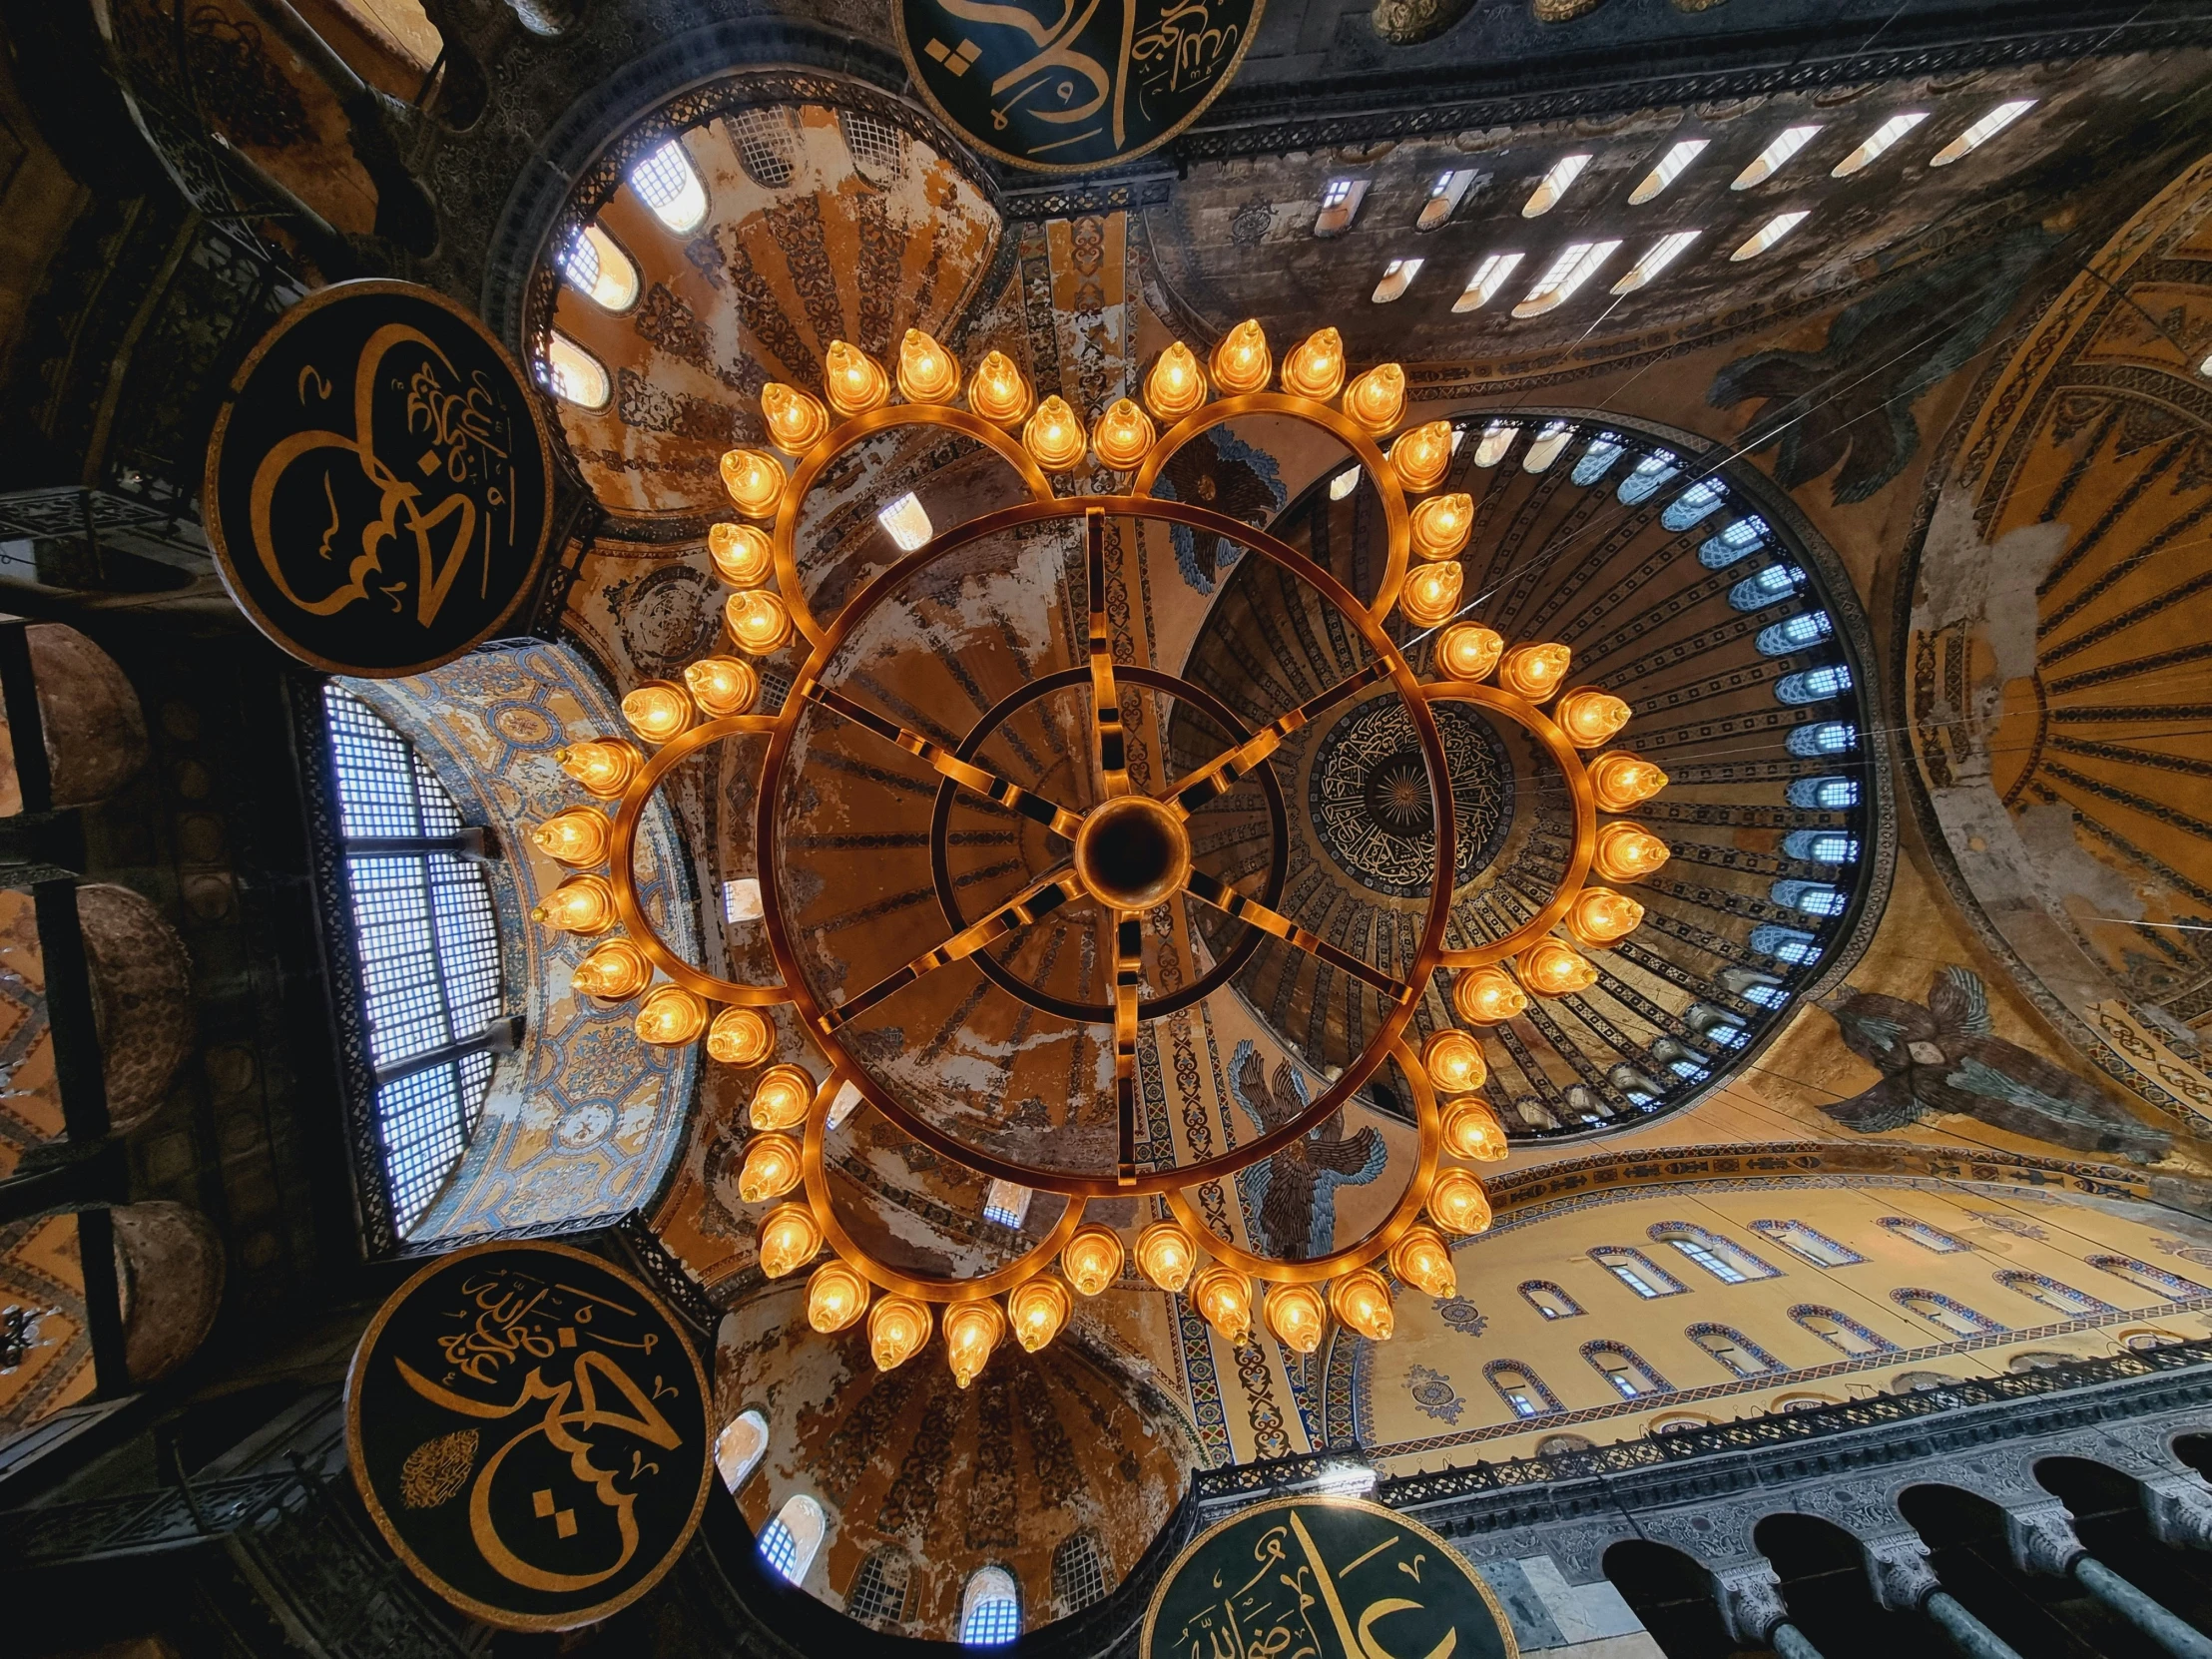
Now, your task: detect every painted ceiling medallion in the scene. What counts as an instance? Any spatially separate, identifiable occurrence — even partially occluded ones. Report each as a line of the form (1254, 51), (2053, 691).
(1311, 697), (1513, 897)
(527, 324), (1671, 1388)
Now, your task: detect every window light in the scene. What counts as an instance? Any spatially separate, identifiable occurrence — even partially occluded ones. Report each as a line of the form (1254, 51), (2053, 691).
(1316, 177), (1369, 238)
(1731, 211), (1809, 262)
(826, 1079), (863, 1131)
(1832, 112), (1927, 178)
(878, 491), (933, 551)
(1471, 421), (1517, 467)
(1782, 830), (1859, 863)
(1930, 100), (2035, 167)
(1453, 252), (1523, 312)
(1629, 139), (1707, 205)
(715, 1409), (769, 1490)
(1698, 516), (1768, 568)
(1512, 241), (1620, 317)
(1522, 154), (1591, 218)
(560, 224), (639, 310)
(724, 877), (764, 923)
(1611, 231), (1701, 295)
(1522, 420), (1573, 472)
(1571, 434), (1624, 485)
(1616, 449), (1679, 505)
(1449, 425), (1466, 452)
(1330, 466), (1362, 500)
(961, 1567), (1021, 1646)
(539, 331), (611, 408)
(983, 1179), (1032, 1229)
(1661, 477), (1726, 529)
(1787, 721), (1857, 757)
(1787, 776), (1859, 811)
(1372, 257), (1422, 303)
(630, 138), (708, 233)
(1418, 169), (1476, 231)
(1732, 125), (1822, 190)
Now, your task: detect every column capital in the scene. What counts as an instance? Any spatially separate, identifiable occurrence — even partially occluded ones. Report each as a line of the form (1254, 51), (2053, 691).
(2000, 1498), (2086, 1577)
(1710, 1560), (1790, 1645)
(1860, 1532), (1940, 1612)
(2141, 1474), (2212, 1551)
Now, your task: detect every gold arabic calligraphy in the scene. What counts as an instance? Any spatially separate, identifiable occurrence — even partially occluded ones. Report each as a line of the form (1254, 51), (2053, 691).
(1172, 1514), (1460, 1659)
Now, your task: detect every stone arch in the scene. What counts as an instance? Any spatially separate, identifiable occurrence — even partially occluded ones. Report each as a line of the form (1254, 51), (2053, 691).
(1601, 1537), (1735, 1658)
(75, 883), (193, 1134)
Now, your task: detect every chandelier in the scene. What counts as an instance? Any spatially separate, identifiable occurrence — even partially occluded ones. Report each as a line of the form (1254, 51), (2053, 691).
(527, 321), (1671, 1387)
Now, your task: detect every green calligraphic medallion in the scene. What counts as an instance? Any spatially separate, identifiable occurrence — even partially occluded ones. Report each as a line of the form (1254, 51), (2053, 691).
(895, 0), (1266, 174)
(1143, 1495), (1517, 1659)
(345, 1241), (713, 1631)
(204, 278), (555, 677)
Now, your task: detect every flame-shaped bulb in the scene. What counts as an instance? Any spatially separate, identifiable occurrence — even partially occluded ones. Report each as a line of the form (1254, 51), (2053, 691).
(707, 1006), (774, 1066)
(1331, 1269), (1395, 1341)
(1389, 420), (1455, 492)
(807, 1262), (869, 1333)
(823, 340), (890, 416)
(1498, 642), (1572, 702)
(967, 350), (1032, 425)
(1091, 398), (1155, 469)
(1009, 1277), (1071, 1353)
(1435, 624), (1503, 682)
(1062, 1225), (1125, 1297)
(557, 741), (640, 798)
(532, 809), (610, 867)
(1442, 1096), (1509, 1162)
(724, 589), (794, 655)
(1282, 327), (1346, 400)
(1410, 493), (1474, 561)
(571, 938), (651, 999)
(761, 383), (830, 452)
(757, 1202), (822, 1278)
(1421, 1029), (1487, 1093)
(1589, 753), (1670, 813)
(622, 682), (693, 745)
(1428, 1169), (1493, 1235)
(943, 1300), (1005, 1388)
(635, 984), (709, 1045)
(748, 1064), (816, 1131)
(1593, 823), (1671, 883)
(1022, 395), (1087, 471)
(1452, 965), (1528, 1024)
(1556, 688), (1631, 748)
(1210, 319), (1272, 394)
(531, 874), (616, 935)
(720, 448), (786, 517)
(895, 328), (960, 403)
(684, 657), (760, 718)
(708, 523), (776, 587)
(1345, 363), (1406, 433)
(1389, 1227), (1457, 1298)
(1144, 342), (1208, 420)
(737, 1132), (802, 1203)
(1566, 886), (1645, 947)
(1136, 1220), (1198, 1294)
(868, 1296), (931, 1371)
(1192, 1265), (1253, 1344)
(1401, 562), (1463, 628)
(1265, 1283), (1327, 1355)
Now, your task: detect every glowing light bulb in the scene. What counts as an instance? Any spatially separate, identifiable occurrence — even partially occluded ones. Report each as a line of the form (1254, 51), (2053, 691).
(1594, 822), (1671, 883)
(1435, 624), (1503, 682)
(1062, 1225), (1125, 1296)
(1389, 421), (1455, 492)
(1192, 1265), (1253, 1344)
(1442, 1096), (1509, 1162)
(1452, 965), (1528, 1024)
(1556, 688), (1631, 748)
(1421, 1029), (1487, 1094)
(1589, 752), (1669, 813)
(1428, 1169), (1493, 1235)
(1518, 938), (1599, 998)
(1009, 1276), (1071, 1352)
(1400, 561), (1463, 628)
(738, 1132), (802, 1202)
(1330, 1269), (1394, 1341)
(761, 382), (830, 452)
(1022, 395), (1087, 471)
(1344, 362), (1406, 433)
(943, 1300), (1005, 1388)
(557, 740), (640, 798)
(532, 809), (610, 867)
(1389, 1227), (1457, 1298)
(724, 589), (794, 655)
(571, 938), (651, 999)
(823, 339), (889, 416)
(1264, 1283), (1327, 1355)
(895, 327), (960, 403)
(966, 350), (1032, 425)
(748, 1063), (816, 1131)
(707, 1006), (774, 1066)
(1566, 886), (1645, 947)
(1409, 492), (1474, 561)
(708, 522), (776, 587)
(684, 657), (760, 718)
(868, 1295), (931, 1371)
(1210, 319), (1272, 394)
(636, 984), (709, 1045)
(757, 1202), (822, 1278)
(1282, 326), (1346, 400)
(720, 448), (786, 517)
(807, 1262), (869, 1333)
(1498, 643), (1572, 702)
(1091, 397), (1155, 469)
(531, 874), (616, 935)
(622, 681), (693, 745)
(1144, 342), (1208, 421)
(1136, 1220), (1198, 1294)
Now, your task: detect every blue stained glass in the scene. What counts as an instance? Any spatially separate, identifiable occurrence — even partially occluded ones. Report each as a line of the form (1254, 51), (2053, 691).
(1662, 478), (1726, 530)
(1787, 776), (1859, 810)
(1572, 435), (1625, 485)
(1699, 516), (1770, 567)
(1618, 450), (1680, 504)
(1787, 722), (1858, 757)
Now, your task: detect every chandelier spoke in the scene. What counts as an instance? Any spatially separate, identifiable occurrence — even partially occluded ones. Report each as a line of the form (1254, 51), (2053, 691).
(802, 680), (1084, 840)
(825, 865), (1087, 1028)
(1086, 505), (1132, 799)
(1182, 867), (1411, 999)
(1112, 911), (1141, 1185)
(1165, 661), (1394, 820)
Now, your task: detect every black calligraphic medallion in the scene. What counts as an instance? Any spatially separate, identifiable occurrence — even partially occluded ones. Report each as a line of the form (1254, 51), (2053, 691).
(895, 0), (1265, 174)
(1142, 1495), (1517, 1659)
(205, 279), (555, 677)
(345, 1242), (713, 1631)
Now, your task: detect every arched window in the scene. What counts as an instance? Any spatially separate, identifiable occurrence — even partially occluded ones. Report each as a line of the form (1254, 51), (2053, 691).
(1591, 1247), (1684, 1299)
(759, 1493), (826, 1584)
(1892, 1371), (1964, 1392)
(1616, 451), (1680, 505)
(537, 330), (611, 407)
(1519, 1280), (1583, 1320)
(848, 1547), (912, 1625)
(1786, 721), (1858, 758)
(1650, 1224), (1778, 1284)
(1878, 1217), (1970, 1254)
(629, 137), (709, 232)
(715, 1408), (768, 1491)
(1895, 1289), (2006, 1337)
(2088, 1255), (2212, 1301)
(1572, 433), (1625, 485)
(1662, 479), (1726, 530)
(1485, 1361), (1562, 1418)
(1699, 516), (1769, 568)
(1771, 878), (1848, 917)
(1730, 563), (1806, 611)
(1053, 1531), (1107, 1615)
(728, 107), (801, 189)
(557, 223), (640, 311)
(1750, 1220), (1863, 1268)
(2008, 1351), (2074, 1373)
(1689, 1324), (1782, 1377)
(1536, 1432), (1594, 1457)
(322, 688), (505, 1234)
(1787, 776), (1860, 810)
(1993, 1270), (2113, 1318)
(1522, 420), (1574, 472)
(1584, 1342), (1671, 1398)
(1755, 611), (1834, 657)
(1782, 830), (1860, 864)
(1750, 925), (1822, 966)
(1776, 666), (1854, 706)
(839, 110), (907, 186)
(960, 1566), (1022, 1646)
(1791, 1305), (1895, 1355)
(1685, 1003), (1749, 1048)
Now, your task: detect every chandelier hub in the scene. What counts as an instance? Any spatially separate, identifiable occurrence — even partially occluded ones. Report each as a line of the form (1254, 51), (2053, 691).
(1074, 794), (1190, 911)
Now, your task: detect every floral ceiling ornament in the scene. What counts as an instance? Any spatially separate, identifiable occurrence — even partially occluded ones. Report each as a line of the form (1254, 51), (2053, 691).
(529, 324), (1673, 1388)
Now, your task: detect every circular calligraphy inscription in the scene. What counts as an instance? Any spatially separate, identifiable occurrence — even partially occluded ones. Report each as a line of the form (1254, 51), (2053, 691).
(894, 0), (1266, 175)
(205, 279), (555, 677)
(1142, 1495), (1517, 1659)
(345, 1241), (712, 1631)
(1311, 699), (1513, 898)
